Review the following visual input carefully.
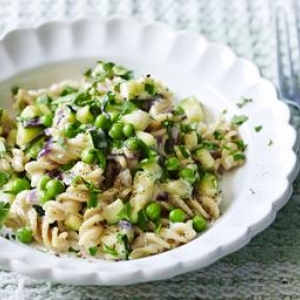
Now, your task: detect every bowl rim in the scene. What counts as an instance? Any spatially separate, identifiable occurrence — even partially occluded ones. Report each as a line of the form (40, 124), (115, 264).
(0, 17), (298, 286)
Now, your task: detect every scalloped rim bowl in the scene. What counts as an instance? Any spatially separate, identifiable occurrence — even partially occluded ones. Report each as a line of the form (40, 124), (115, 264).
(0, 18), (298, 286)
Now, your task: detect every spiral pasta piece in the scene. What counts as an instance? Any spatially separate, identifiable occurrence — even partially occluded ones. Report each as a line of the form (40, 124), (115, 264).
(79, 208), (105, 249)
(159, 220), (196, 245)
(129, 233), (171, 259)
(25, 158), (59, 187)
(44, 133), (91, 165)
(10, 148), (30, 172)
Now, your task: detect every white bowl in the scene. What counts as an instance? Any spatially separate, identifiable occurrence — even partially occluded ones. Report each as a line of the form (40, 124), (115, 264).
(0, 18), (298, 286)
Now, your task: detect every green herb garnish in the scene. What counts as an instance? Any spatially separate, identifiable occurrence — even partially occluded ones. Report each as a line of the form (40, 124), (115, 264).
(200, 141), (218, 150)
(213, 130), (224, 140)
(137, 210), (148, 232)
(61, 86), (78, 97)
(145, 83), (156, 96)
(117, 234), (129, 259)
(103, 244), (118, 257)
(232, 152), (246, 161)
(235, 140), (247, 151)
(0, 172), (10, 188)
(72, 176), (101, 208)
(236, 97), (253, 108)
(0, 202), (10, 229)
(254, 125), (262, 132)
(84, 68), (92, 77)
(88, 246), (98, 256)
(118, 202), (132, 221)
(232, 115), (249, 125)
(89, 129), (107, 150)
(11, 86), (19, 95)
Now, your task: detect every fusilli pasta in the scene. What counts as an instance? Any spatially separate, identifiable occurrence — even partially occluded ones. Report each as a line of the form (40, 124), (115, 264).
(0, 60), (246, 260)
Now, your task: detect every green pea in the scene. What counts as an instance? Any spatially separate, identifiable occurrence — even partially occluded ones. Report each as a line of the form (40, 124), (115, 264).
(147, 149), (158, 159)
(11, 178), (31, 194)
(95, 114), (111, 130)
(45, 179), (65, 197)
(192, 215), (207, 232)
(16, 226), (33, 243)
(38, 190), (52, 204)
(41, 114), (53, 127)
(180, 168), (196, 184)
(38, 175), (51, 190)
(122, 123), (134, 137)
(146, 203), (161, 221)
(81, 148), (97, 164)
(126, 137), (140, 151)
(109, 111), (120, 122)
(64, 122), (78, 138)
(169, 208), (186, 222)
(165, 157), (180, 171)
(108, 123), (124, 139)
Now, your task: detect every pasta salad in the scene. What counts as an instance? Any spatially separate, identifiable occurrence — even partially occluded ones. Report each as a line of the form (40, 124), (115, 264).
(0, 61), (246, 260)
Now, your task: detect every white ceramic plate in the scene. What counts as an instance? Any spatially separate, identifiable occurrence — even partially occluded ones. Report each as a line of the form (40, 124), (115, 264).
(0, 18), (298, 286)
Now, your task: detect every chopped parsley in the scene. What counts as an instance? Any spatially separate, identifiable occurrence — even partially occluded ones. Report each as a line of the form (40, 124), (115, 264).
(113, 65), (134, 80)
(268, 139), (273, 146)
(11, 86), (19, 96)
(178, 145), (190, 158)
(0, 202), (10, 229)
(235, 140), (247, 151)
(60, 86), (78, 97)
(145, 83), (156, 96)
(0, 171), (10, 188)
(88, 246), (98, 256)
(231, 115), (249, 125)
(89, 129), (107, 151)
(84, 68), (92, 77)
(232, 152), (246, 161)
(87, 192), (98, 208)
(213, 130), (224, 140)
(117, 234), (129, 259)
(236, 97), (253, 108)
(103, 244), (118, 257)
(254, 125), (263, 132)
(73, 92), (93, 107)
(200, 141), (219, 150)
(118, 202), (132, 221)
(137, 210), (148, 232)
(72, 176), (101, 208)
